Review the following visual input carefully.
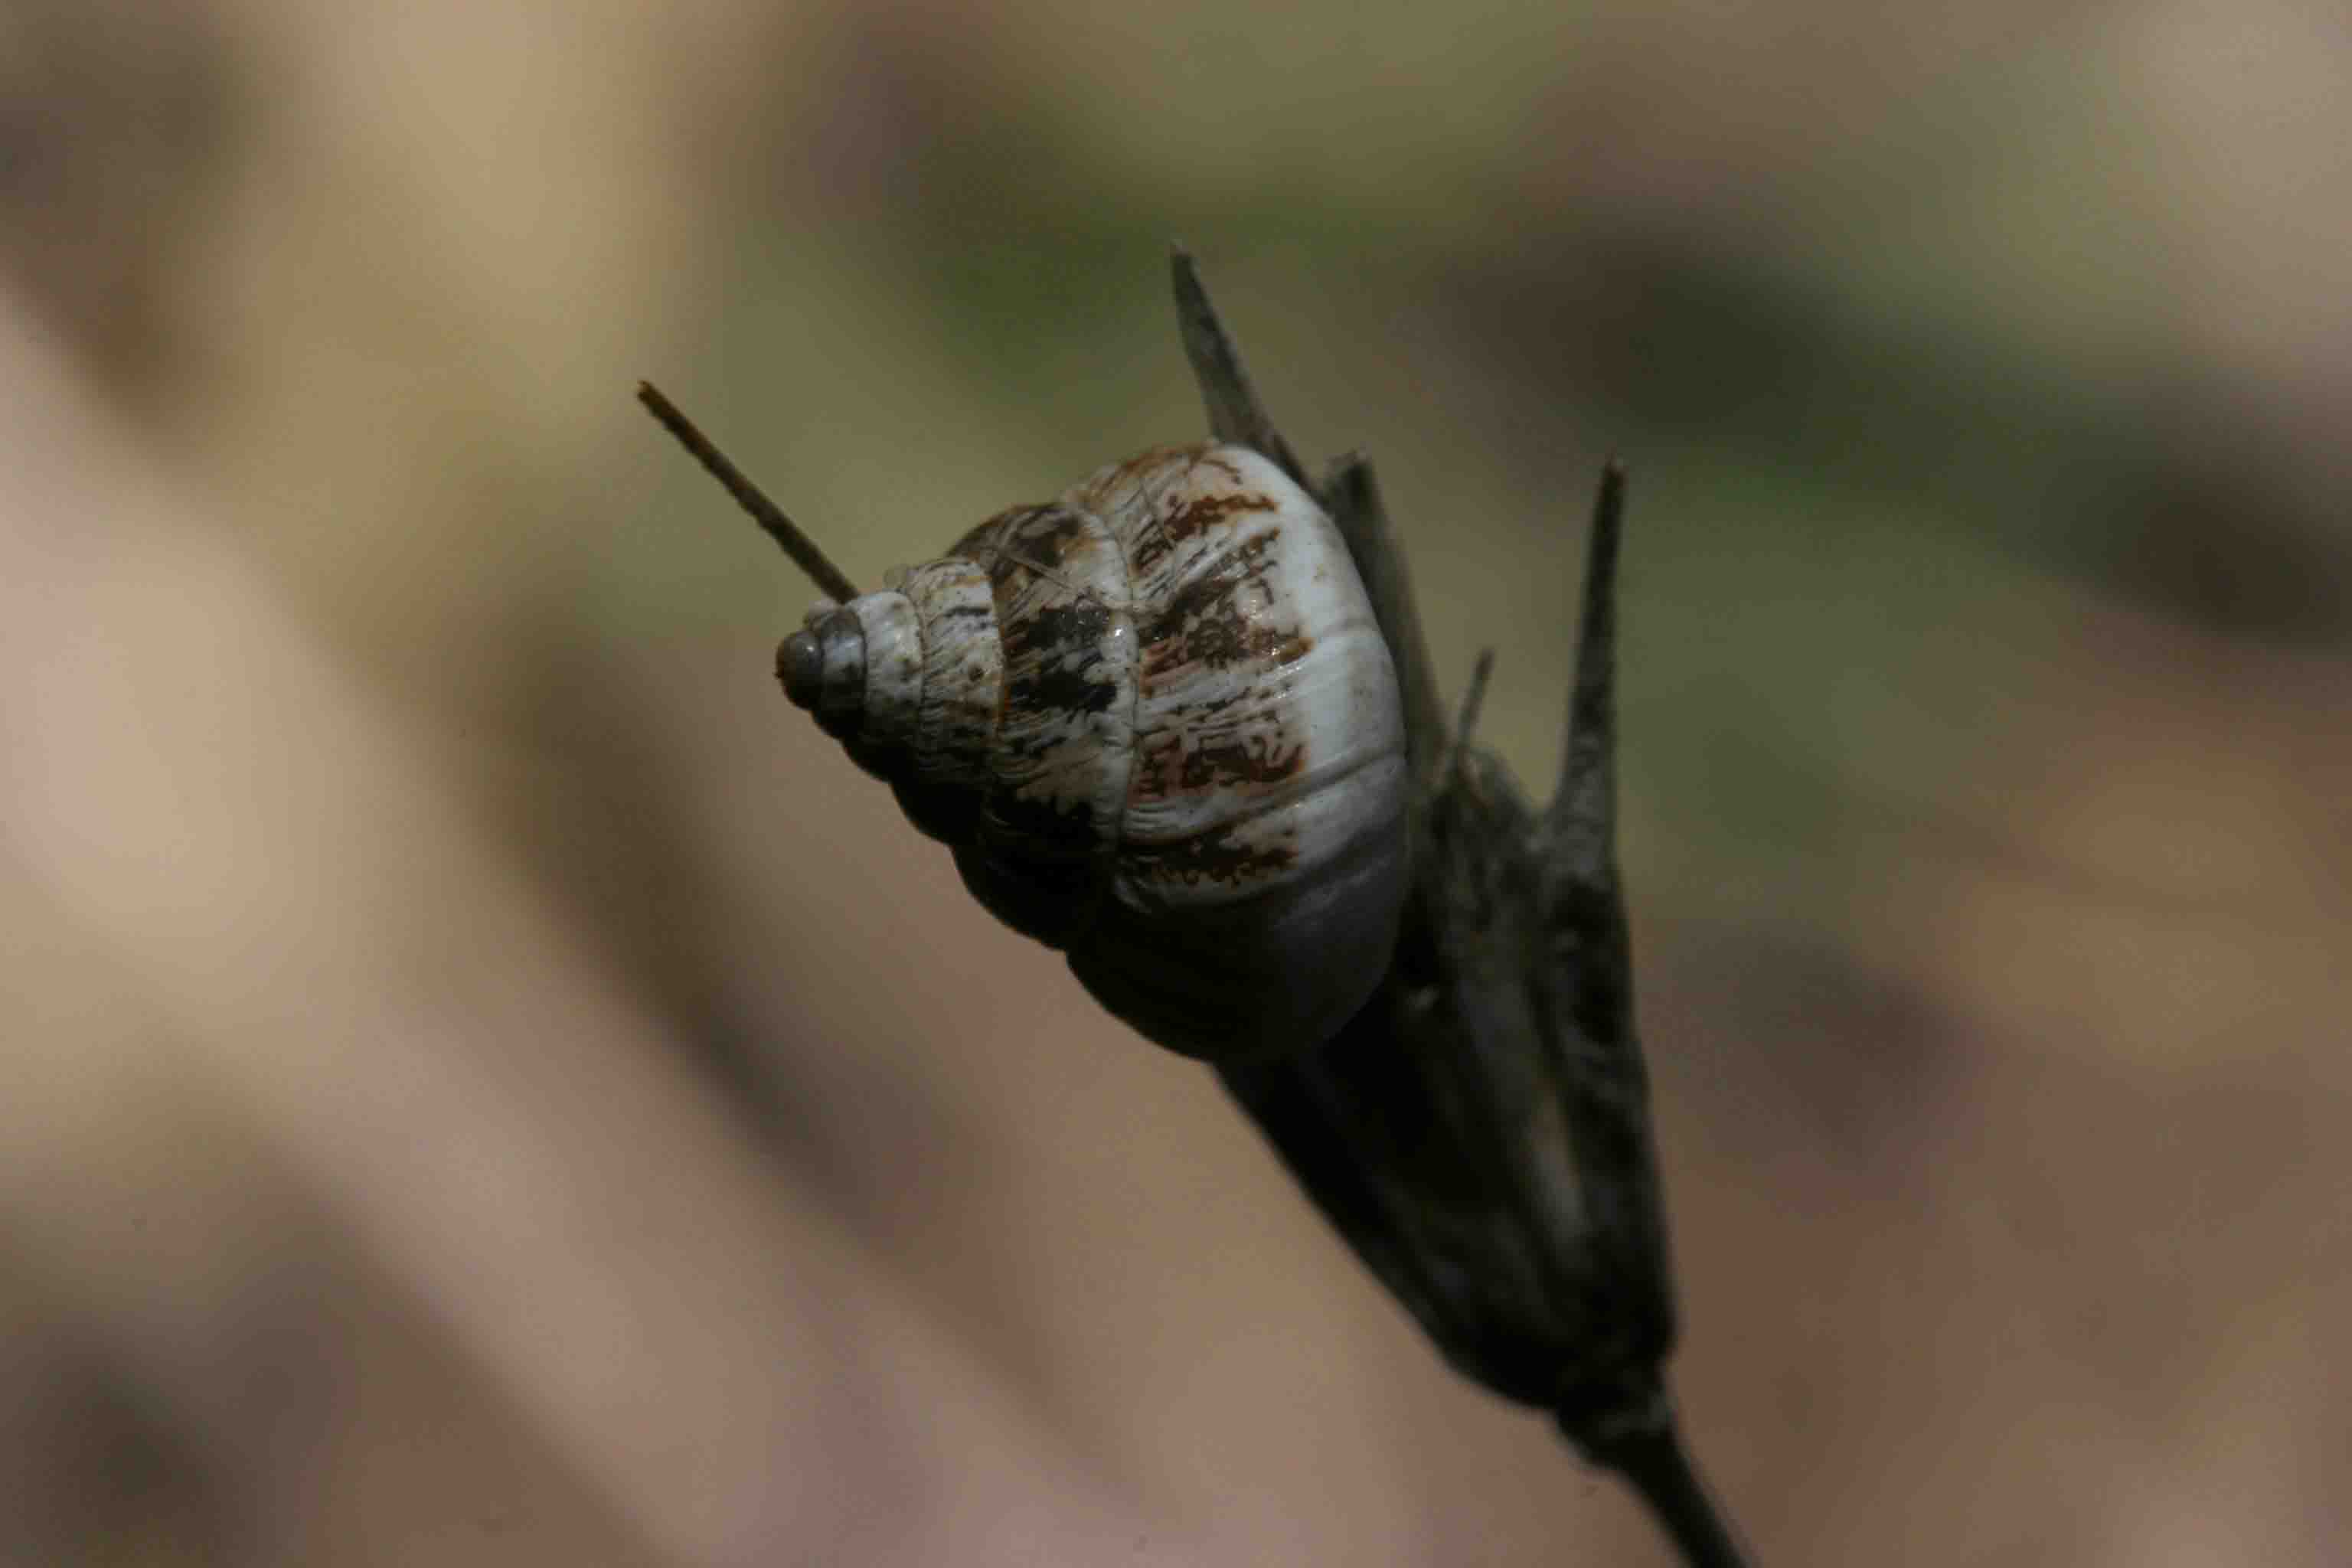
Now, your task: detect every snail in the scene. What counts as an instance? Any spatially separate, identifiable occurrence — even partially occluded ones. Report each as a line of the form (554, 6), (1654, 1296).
(642, 384), (1409, 1061)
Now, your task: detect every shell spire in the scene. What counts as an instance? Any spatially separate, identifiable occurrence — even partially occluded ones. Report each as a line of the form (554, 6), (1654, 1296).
(638, 383), (1409, 1060)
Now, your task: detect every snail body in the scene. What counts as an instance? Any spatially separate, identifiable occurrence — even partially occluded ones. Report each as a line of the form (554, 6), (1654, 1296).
(779, 443), (1409, 1060)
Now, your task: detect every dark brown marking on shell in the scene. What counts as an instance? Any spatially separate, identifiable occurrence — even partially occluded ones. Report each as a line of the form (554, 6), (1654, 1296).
(1136, 532), (1314, 685)
(1095, 444), (1205, 495)
(1141, 613), (1312, 684)
(1011, 505), (1095, 569)
(1125, 821), (1298, 888)
(1145, 530), (1276, 631)
(1002, 598), (1120, 717)
(986, 787), (1099, 861)
(932, 603), (995, 639)
(1130, 724), (1306, 803)
(1004, 599), (1112, 661)
(1125, 445), (1248, 492)
(947, 507), (1023, 562)
(1165, 488), (1277, 544)
(1194, 449), (1250, 485)
(1128, 480), (1279, 577)
(952, 504), (1094, 575)
(1008, 665), (1119, 717)
(927, 681), (1001, 774)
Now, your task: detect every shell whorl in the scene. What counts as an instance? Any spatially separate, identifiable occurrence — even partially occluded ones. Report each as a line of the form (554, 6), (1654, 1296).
(781, 443), (1409, 1058)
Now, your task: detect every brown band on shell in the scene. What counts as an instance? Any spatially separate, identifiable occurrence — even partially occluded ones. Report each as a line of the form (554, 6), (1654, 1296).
(1137, 532), (1317, 688)
(1129, 724), (1307, 804)
(951, 501), (1138, 946)
(899, 558), (1004, 827)
(1122, 817), (1299, 889)
(1123, 467), (1278, 578)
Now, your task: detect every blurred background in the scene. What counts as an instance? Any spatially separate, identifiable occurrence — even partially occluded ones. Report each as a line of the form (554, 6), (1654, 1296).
(3, 1), (2347, 1562)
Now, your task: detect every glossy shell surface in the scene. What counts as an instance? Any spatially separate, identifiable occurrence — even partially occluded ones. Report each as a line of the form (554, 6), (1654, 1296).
(790, 443), (1409, 1060)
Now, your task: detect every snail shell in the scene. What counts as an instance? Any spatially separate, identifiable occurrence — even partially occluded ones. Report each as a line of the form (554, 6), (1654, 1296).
(779, 443), (1409, 1061)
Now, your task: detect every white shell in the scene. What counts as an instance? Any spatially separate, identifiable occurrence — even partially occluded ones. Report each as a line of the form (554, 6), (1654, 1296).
(782, 444), (1408, 1060)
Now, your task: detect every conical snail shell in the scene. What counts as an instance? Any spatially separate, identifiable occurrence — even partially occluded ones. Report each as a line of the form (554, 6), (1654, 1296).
(779, 443), (1409, 1060)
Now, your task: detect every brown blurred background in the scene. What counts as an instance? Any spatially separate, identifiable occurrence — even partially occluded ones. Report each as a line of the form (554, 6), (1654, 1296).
(3, 2), (2347, 1563)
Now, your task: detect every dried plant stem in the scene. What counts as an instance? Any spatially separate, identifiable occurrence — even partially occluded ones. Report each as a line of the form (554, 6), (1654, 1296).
(1573, 1403), (1751, 1568)
(1177, 248), (1752, 1568)
(638, 381), (860, 604)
